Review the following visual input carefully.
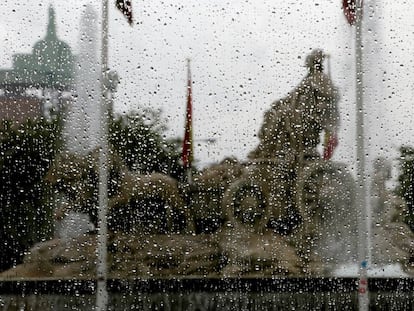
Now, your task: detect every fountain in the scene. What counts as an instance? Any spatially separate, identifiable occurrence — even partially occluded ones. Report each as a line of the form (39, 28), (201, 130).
(58, 5), (107, 240)
(1, 50), (412, 282)
(63, 4), (100, 155)
(370, 158), (414, 272)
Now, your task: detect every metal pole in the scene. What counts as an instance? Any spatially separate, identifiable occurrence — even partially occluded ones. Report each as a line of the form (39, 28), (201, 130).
(96, 0), (109, 309)
(355, 0), (370, 309)
(185, 58), (193, 184)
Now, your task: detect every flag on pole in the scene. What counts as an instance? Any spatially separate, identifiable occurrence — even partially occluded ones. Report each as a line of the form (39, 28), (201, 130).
(342, 0), (357, 25)
(182, 59), (194, 170)
(116, 0), (133, 25)
(323, 131), (338, 160)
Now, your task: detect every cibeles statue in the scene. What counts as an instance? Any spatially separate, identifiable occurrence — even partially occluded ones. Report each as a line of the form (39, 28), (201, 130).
(206, 49), (354, 276)
(249, 49), (339, 161)
(192, 49), (347, 240)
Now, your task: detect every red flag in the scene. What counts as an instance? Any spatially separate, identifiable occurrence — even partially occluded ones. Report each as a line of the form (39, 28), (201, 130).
(323, 131), (338, 160)
(116, 0), (133, 25)
(182, 60), (193, 169)
(342, 0), (357, 25)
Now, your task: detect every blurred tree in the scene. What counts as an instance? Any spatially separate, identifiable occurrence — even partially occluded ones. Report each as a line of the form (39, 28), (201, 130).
(109, 109), (185, 181)
(0, 117), (63, 271)
(0, 109), (185, 272)
(396, 146), (414, 232)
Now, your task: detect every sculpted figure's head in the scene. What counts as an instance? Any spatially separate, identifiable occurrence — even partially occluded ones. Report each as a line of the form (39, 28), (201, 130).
(305, 49), (326, 72)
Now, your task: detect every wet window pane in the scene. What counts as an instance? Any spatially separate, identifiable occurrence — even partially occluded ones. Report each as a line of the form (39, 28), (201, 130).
(0, 1), (413, 310)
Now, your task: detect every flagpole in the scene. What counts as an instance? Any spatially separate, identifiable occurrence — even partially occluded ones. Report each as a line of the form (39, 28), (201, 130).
(96, 0), (109, 309)
(183, 58), (193, 184)
(187, 58), (192, 184)
(355, 0), (370, 309)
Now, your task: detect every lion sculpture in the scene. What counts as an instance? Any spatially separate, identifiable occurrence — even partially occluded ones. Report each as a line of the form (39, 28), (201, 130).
(46, 150), (194, 234)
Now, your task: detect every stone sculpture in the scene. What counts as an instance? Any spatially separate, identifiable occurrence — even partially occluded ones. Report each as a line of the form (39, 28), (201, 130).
(3, 49), (411, 279)
(193, 50), (342, 237)
(249, 49), (339, 160)
(205, 49), (347, 274)
(46, 150), (194, 234)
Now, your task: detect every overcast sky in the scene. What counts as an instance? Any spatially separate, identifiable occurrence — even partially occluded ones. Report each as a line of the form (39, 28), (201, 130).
(1, 0), (414, 173)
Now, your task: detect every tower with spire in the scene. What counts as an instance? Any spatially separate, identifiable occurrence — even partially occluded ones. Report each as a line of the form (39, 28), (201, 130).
(0, 6), (75, 122)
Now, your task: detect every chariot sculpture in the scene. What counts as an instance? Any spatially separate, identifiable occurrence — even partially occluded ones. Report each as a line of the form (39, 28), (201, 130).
(5, 49), (413, 279)
(47, 49), (353, 241)
(191, 49), (353, 245)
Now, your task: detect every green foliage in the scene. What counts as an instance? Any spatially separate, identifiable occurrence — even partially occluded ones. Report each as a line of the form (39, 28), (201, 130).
(0, 117), (63, 271)
(396, 146), (414, 232)
(0, 109), (184, 272)
(109, 110), (185, 180)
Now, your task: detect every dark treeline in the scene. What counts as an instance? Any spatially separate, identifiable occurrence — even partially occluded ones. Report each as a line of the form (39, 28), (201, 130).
(396, 146), (414, 232)
(0, 111), (184, 272)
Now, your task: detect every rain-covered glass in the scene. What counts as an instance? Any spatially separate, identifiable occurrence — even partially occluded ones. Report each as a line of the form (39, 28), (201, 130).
(0, 1), (413, 310)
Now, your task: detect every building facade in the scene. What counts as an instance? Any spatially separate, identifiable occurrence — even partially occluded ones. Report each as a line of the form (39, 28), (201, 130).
(0, 6), (74, 123)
